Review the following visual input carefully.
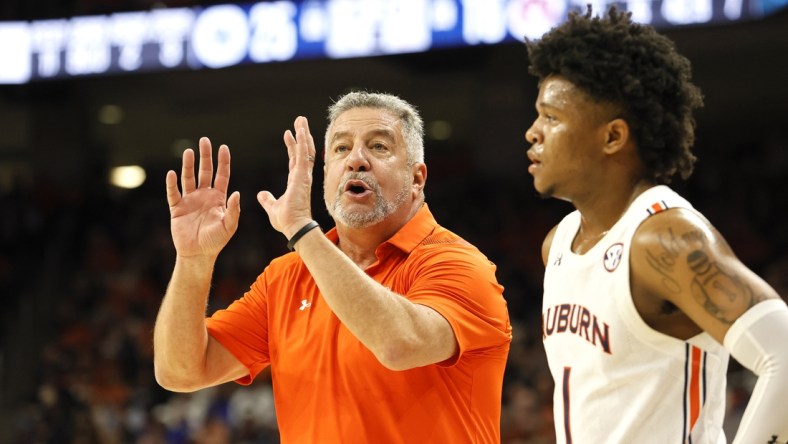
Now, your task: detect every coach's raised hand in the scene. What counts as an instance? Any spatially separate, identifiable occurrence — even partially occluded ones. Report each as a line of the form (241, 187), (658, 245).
(257, 116), (317, 240)
(156, 137), (246, 392)
(165, 137), (241, 259)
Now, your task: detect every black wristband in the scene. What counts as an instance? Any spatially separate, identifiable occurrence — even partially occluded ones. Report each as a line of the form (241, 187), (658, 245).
(286, 220), (320, 251)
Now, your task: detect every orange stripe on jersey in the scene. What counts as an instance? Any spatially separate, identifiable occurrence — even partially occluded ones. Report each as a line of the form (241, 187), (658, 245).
(689, 345), (702, 431)
(683, 343), (707, 443)
(647, 200), (670, 215)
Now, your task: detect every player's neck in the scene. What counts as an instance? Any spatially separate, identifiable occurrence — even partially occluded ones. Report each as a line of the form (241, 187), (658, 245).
(575, 179), (654, 235)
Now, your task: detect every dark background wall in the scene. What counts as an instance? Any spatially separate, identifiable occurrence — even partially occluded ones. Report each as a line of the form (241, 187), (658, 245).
(1, 1), (787, 442)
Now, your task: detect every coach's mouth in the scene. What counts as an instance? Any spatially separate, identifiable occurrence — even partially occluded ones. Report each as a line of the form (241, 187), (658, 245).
(344, 180), (372, 197)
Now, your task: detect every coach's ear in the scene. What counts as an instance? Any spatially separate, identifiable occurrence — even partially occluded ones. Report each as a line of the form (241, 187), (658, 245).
(411, 162), (426, 195)
(603, 118), (631, 155)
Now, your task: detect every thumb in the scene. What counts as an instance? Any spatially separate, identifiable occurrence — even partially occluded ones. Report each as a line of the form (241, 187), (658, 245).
(257, 191), (276, 214)
(225, 191), (241, 233)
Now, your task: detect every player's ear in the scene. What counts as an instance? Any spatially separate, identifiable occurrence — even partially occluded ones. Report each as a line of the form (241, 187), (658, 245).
(603, 118), (630, 155)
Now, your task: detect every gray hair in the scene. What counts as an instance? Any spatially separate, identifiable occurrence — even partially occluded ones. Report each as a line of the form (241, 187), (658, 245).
(326, 91), (425, 165)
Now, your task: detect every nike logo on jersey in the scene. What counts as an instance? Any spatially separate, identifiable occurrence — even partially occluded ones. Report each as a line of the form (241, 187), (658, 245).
(542, 303), (612, 354)
(299, 299), (311, 311)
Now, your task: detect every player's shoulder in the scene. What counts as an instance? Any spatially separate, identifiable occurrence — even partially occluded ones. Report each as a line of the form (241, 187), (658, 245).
(541, 224), (559, 266)
(632, 206), (717, 248)
(630, 206), (734, 293)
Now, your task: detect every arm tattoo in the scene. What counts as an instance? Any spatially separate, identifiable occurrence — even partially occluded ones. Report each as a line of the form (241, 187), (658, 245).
(645, 226), (765, 324)
(687, 250), (756, 324)
(644, 227), (700, 294)
(645, 249), (680, 294)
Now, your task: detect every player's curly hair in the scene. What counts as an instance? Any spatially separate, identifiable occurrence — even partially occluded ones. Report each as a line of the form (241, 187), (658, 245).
(525, 5), (703, 183)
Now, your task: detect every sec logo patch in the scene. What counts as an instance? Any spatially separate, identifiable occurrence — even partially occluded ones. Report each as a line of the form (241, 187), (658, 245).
(603, 243), (624, 272)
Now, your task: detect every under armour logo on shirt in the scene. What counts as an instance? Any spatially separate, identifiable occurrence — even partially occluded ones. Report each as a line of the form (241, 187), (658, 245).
(554, 254), (562, 266)
(299, 299), (311, 311)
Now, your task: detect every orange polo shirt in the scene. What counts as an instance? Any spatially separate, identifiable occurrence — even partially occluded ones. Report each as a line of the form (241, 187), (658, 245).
(206, 204), (511, 443)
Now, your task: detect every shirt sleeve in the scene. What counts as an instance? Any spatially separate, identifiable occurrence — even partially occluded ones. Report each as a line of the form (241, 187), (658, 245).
(724, 299), (788, 443)
(404, 243), (511, 366)
(205, 270), (271, 385)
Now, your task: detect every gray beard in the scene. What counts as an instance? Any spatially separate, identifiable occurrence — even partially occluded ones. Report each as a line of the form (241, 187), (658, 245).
(325, 172), (411, 229)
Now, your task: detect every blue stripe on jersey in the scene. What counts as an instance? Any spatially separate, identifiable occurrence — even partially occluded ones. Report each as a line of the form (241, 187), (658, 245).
(702, 352), (707, 406)
(683, 343), (689, 444)
(563, 367), (572, 444)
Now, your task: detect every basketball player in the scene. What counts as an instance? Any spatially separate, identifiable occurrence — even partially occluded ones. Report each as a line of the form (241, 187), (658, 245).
(524, 6), (788, 443)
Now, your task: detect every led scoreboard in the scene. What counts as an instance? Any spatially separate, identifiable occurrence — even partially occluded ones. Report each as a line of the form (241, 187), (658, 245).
(0, 0), (785, 84)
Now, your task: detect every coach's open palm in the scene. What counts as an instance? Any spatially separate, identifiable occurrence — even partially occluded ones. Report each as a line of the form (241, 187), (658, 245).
(257, 116), (317, 239)
(165, 137), (241, 258)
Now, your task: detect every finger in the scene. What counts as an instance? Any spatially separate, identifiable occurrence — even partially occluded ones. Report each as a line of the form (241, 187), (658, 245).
(165, 170), (182, 207)
(214, 144), (231, 195)
(224, 191), (241, 234)
(181, 148), (196, 193)
(296, 116), (317, 159)
(284, 129), (296, 171)
(294, 116), (314, 170)
(197, 137), (214, 189)
(257, 190), (276, 215)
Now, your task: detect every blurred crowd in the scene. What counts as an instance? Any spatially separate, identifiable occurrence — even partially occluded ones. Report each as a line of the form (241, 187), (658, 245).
(1, 125), (787, 443)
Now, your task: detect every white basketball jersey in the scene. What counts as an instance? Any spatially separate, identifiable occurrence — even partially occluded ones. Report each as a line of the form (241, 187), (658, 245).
(543, 185), (729, 444)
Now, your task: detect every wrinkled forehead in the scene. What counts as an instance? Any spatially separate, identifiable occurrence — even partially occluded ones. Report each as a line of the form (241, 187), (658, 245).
(326, 107), (402, 144)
